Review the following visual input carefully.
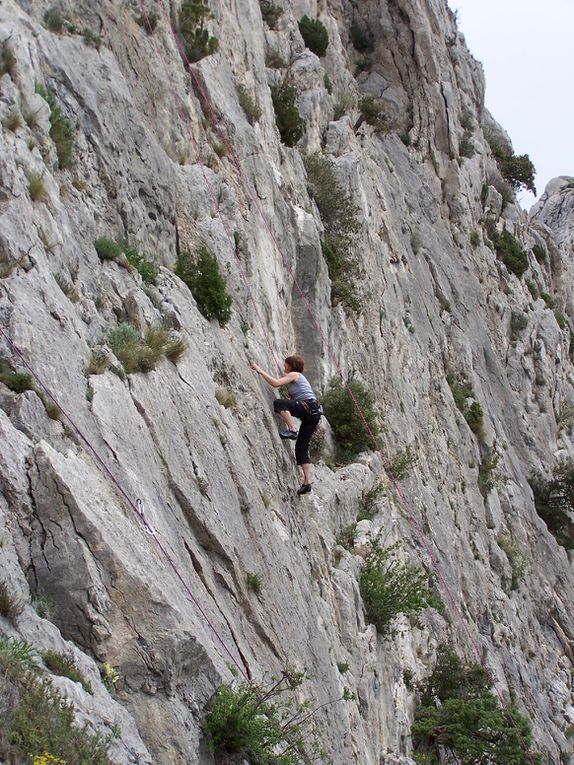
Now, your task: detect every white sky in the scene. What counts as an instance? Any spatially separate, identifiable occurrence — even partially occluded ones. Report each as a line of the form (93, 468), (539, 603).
(447, 0), (574, 209)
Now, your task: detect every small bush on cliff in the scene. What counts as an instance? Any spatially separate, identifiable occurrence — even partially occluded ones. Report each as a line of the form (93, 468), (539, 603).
(259, 0), (282, 29)
(359, 542), (442, 636)
(42, 649), (92, 694)
(322, 377), (378, 461)
(0, 639), (114, 765)
(175, 246), (232, 325)
(412, 645), (541, 765)
(447, 375), (484, 437)
(178, 1), (218, 62)
(485, 131), (536, 195)
(529, 464), (574, 550)
(304, 153), (361, 311)
(298, 15), (329, 57)
(35, 84), (75, 170)
(357, 96), (390, 133)
(491, 229), (529, 278)
(350, 19), (374, 52)
(205, 671), (330, 764)
(271, 79), (305, 147)
(107, 322), (184, 373)
(94, 238), (158, 285)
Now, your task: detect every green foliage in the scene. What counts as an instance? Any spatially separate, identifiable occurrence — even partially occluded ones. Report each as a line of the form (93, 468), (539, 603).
(271, 80), (305, 147)
(413, 645), (541, 765)
(540, 292), (555, 309)
(359, 542), (442, 636)
(447, 375), (484, 437)
(388, 445), (417, 481)
(215, 387), (237, 409)
(322, 377), (378, 461)
(42, 649), (93, 694)
(175, 246), (232, 325)
(335, 524), (356, 550)
(491, 229), (529, 278)
(554, 310), (569, 330)
(136, 10), (159, 32)
(237, 84), (262, 125)
(470, 230), (480, 247)
(358, 96), (389, 133)
(304, 152), (361, 311)
(205, 672), (330, 765)
(478, 449), (499, 497)
(323, 74), (332, 94)
(357, 481), (385, 521)
(510, 310), (528, 334)
(246, 573), (263, 593)
(298, 15), (329, 57)
(44, 7), (66, 33)
(532, 244), (546, 263)
(94, 238), (158, 285)
(459, 129), (474, 158)
(94, 237), (122, 260)
(0, 637), (38, 678)
(486, 132), (536, 194)
(82, 28), (102, 49)
(0, 581), (24, 619)
(333, 92), (353, 120)
(497, 536), (529, 590)
(259, 0), (283, 29)
(350, 19), (374, 52)
(336, 661), (350, 674)
(35, 84), (75, 170)
(178, 1), (218, 62)
(0, 370), (34, 393)
(529, 464), (574, 550)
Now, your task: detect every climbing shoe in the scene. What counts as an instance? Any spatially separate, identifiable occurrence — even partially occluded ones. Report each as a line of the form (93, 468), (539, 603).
(297, 483), (312, 495)
(280, 430), (298, 440)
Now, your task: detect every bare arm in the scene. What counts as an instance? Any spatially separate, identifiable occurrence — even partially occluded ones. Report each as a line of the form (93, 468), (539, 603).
(250, 362), (298, 389)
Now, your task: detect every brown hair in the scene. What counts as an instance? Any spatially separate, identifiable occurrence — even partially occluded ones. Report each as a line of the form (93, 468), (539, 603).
(285, 355), (304, 373)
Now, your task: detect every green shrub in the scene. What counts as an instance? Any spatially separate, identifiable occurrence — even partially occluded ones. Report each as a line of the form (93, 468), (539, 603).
(205, 672), (329, 765)
(478, 449), (499, 497)
(357, 481), (385, 521)
(336, 524), (356, 550)
(94, 237), (122, 260)
(0, 637), (38, 679)
(554, 310), (569, 330)
(333, 92), (354, 120)
(491, 229), (529, 277)
(357, 96), (389, 133)
(304, 152), (361, 311)
(459, 129), (474, 158)
(399, 131), (411, 146)
(122, 242), (158, 285)
(136, 10), (159, 32)
(237, 84), (262, 125)
(470, 230), (480, 247)
(246, 573), (263, 593)
(42, 649), (93, 694)
(44, 7), (66, 33)
(0, 371), (34, 393)
(413, 646), (541, 765)
(298, 15), (329, 57)
(510, 310), (528, 334)
(35, 84), (75, 170)
(336, 661), (350, 674)
(322, 377), (378, 461)
(529, 465), (574, 550)
(359, 542), (442, 636)
(178, 1), (218, 62)
(447, 375), (484, 436)
(486, 132), (536, 194)
(350, 19), (374, 52)
(2, 110), (22, 131)
(497, 536), (529, 590)
(259, 0), (282, 29)
(388, 445), (417, 481)
(175, 246), (232, 325)
(82, 28), (102, 49)
(271, 80), (305, 147)
(532, 244), (546, 263)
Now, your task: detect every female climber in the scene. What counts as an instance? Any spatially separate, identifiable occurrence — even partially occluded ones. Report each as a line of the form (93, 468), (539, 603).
(250, 355), (322, 495)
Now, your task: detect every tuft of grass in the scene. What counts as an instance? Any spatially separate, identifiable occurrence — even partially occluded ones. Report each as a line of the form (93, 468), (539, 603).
(336, 661), (350, 674)
(0, 43), (16, 76)
(86, 350), (111, 376)
(28, 173), (48, 202)
(42, 649), (93, 694)
(107, 322), (178, 374)
(357, 96), (390, 133)
(246, 573), (263, 594)
(164, 335), (187, 363)
(30, 594), (53, 620)
(0, 371), (34, 393)
(497, 536), (529, 590)
(0, 581), (24, 620)
(43, 7), (66, 33)
(333, 92), (354, 120)
(35, 84), (75, 170)
(82, 28), (102, 49)
(3, 110), (23, 131)
(94, 237), (122, 260)
(336, 524), (356, 550)
(39, 393), (62, 420)
(136, 10), (159, 32)
(237, 84), (262, 125)
(215, 387), (237, 409)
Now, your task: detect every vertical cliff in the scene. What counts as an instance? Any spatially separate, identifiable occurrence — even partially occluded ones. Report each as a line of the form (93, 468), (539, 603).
(1, 1), (573, 763)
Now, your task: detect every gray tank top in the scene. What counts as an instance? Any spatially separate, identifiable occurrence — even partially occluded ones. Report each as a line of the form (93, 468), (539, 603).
(288, 373), (316, 401)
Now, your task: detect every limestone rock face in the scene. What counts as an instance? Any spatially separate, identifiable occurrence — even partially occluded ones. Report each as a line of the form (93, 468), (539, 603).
(1, 1), (574, 764)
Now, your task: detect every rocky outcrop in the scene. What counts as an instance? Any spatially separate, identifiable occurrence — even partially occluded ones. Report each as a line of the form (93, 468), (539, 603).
(1, 1), (573, 764)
